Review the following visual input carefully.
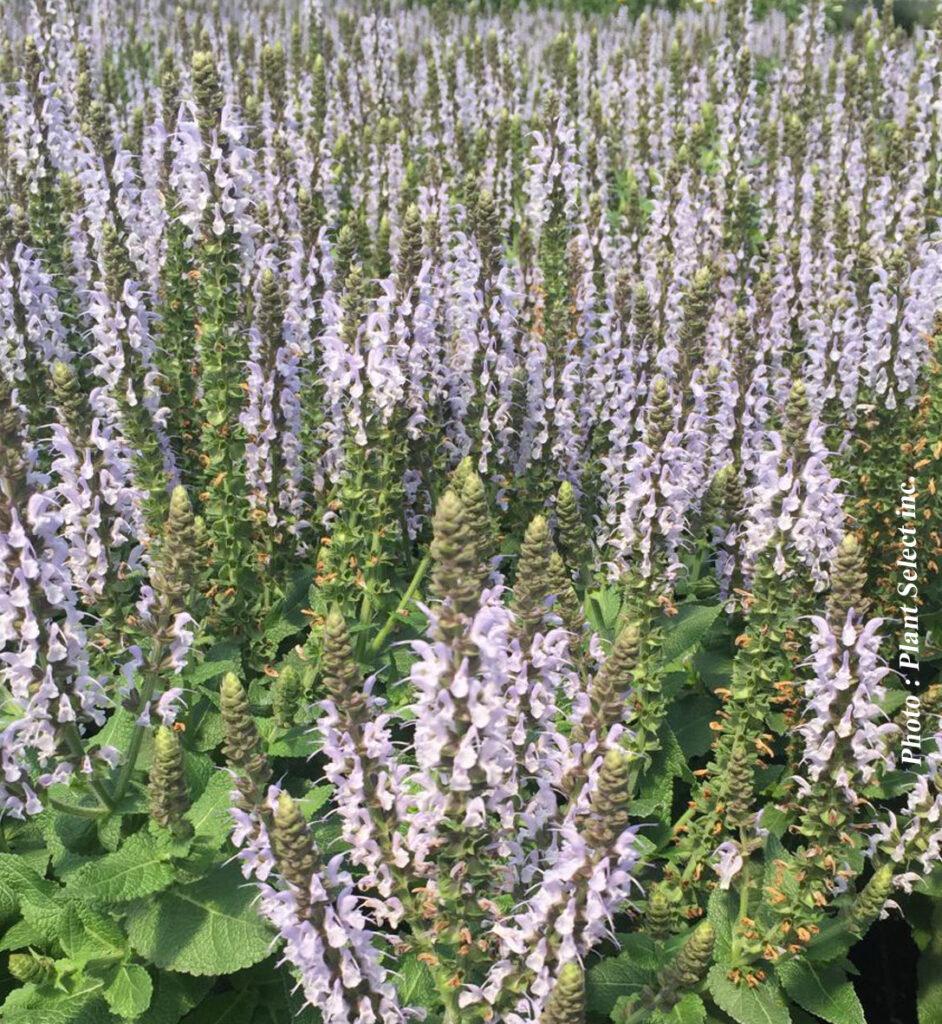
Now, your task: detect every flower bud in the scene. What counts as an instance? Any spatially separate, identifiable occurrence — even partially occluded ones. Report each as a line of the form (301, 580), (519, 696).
(220, 672), (270, 802)
(540, 962), (585, 1024)
(578, 622), (639, 744)
(547, 552), (584, 636)
(397, 202), (424, 289)
(583, 747), (632, 849)
(827, 533), (869, 625)
(0, 382), (28, 508)
(148, 726), (193, 837)
(8, 952), (54, 983)
(321, 609), (364, 710)
(653, 921), (714, 1010)
(151, 486), (199, 612)
(556, 480), (591, 573)
(272, 665), (304, 728)
(514, 514), (554, 642)
(51, 360), (88, 440)
(272, 791), (320, 917)
(645, 376), (673, 452)
(645, 884), (674, 942)
(430, 489), (482, 636)
(850, 864), (894, 935)
(784, 378), (811, 454)
(257, 267), (286, 348)
(724, 744), (755, 830)
(192, 50), (223, 135)
(457, 461), (493, 573)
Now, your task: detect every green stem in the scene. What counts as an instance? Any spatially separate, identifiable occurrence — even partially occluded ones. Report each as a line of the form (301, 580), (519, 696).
(61, 723), (113, 810)
(112, 657), (162, 804)
(48, 796), (109, 819)
(369, 552), (432, 654)
(729, 827), (753, 966)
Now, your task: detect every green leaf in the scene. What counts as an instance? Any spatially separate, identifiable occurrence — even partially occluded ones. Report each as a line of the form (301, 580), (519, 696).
(262, 719), (317, 758)
(587, 951), (653, 1016)
(633, 725), (691, 817)
(181, 991), (260, 1024)
(0, 980), (111, 1024)
(137, 972), (213, 1024)
(60, 904), (126, 965)
(183, 751), (215, 798)
(650, 993), (708, 1023)
(103, 964), (154, 1019)
(183, 640), (242, 687)
(21, 898), (68, 944)
(693, 648), (735, 690)
(585, 587), (623, 636)
(804, 920), (854, 964)
(707, 966), (791, 1024)
(65, 833), (176, 904)
(758, 805), (790, 838)
(667, 693), (719, 759)
(777, 960), (864, 1024)
(0, 918), (45, 952)
(918, 899), (942, 1024)
(300, 785), (333, 820)
(97, 814), (125, 853)
(187, 703), (224, 753)
(611, 932), (659, 969)
(263, 568), (316, 646)
(184, 771), (233, 845)
(660, 603), (724, 667)
(0, 852), (58, 908)
(127, 862), (274, 975)
(0, 876), (17, 924)
(707, 889), (735, 964)
(395, 953), (437, 1006)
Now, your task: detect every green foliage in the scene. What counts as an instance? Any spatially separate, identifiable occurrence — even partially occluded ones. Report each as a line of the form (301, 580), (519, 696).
(126, 865), (272, 976)
(705, 967), (790, 1024)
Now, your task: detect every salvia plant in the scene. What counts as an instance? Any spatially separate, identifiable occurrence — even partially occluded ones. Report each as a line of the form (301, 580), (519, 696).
(0, 0), (940, 1022)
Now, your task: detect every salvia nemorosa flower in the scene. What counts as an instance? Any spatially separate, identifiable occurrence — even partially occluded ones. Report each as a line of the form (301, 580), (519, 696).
(796, 610), (897, 808)
(0, 383), (112, 817)
(2, 1), (940, 1018)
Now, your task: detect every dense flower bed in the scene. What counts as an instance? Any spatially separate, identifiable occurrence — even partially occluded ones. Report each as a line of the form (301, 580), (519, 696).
(0, 0), (941, 1021)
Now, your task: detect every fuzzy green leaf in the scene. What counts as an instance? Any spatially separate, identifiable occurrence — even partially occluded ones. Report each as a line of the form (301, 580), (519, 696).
(706, 966), (790, 1024)
(103, 963), (154, 1019)
(183, 640), (242, 687)
(263, 568), (316, 645)
(184, 771), (234, 845)
(0, 979), (111, 1024)
(126, 862), (273, 975)
(585, 587), (623, 636)
(0, 918), (44, 952)
(777, 960), (864, 1024)
(137, 972), (214, 1024)
(21, 898), (68, 944)
(660, 603), (724, 667)
(667, 693), (719, 758)
(180, 991), (260, 1024)
(650, 993), (708, 1024)
(707, 888), (735, 964)
(60, 903), (126, 965)
(587, 951), (652, 1016)
(395, 953), (438, 1006)
(0, 852), (58, 908)
(918, 899), (942, 1024)
(65, 833), (176, 904)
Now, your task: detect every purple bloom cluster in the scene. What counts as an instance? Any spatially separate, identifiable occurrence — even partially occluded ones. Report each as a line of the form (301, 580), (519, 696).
(796, 612), (897, 806)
